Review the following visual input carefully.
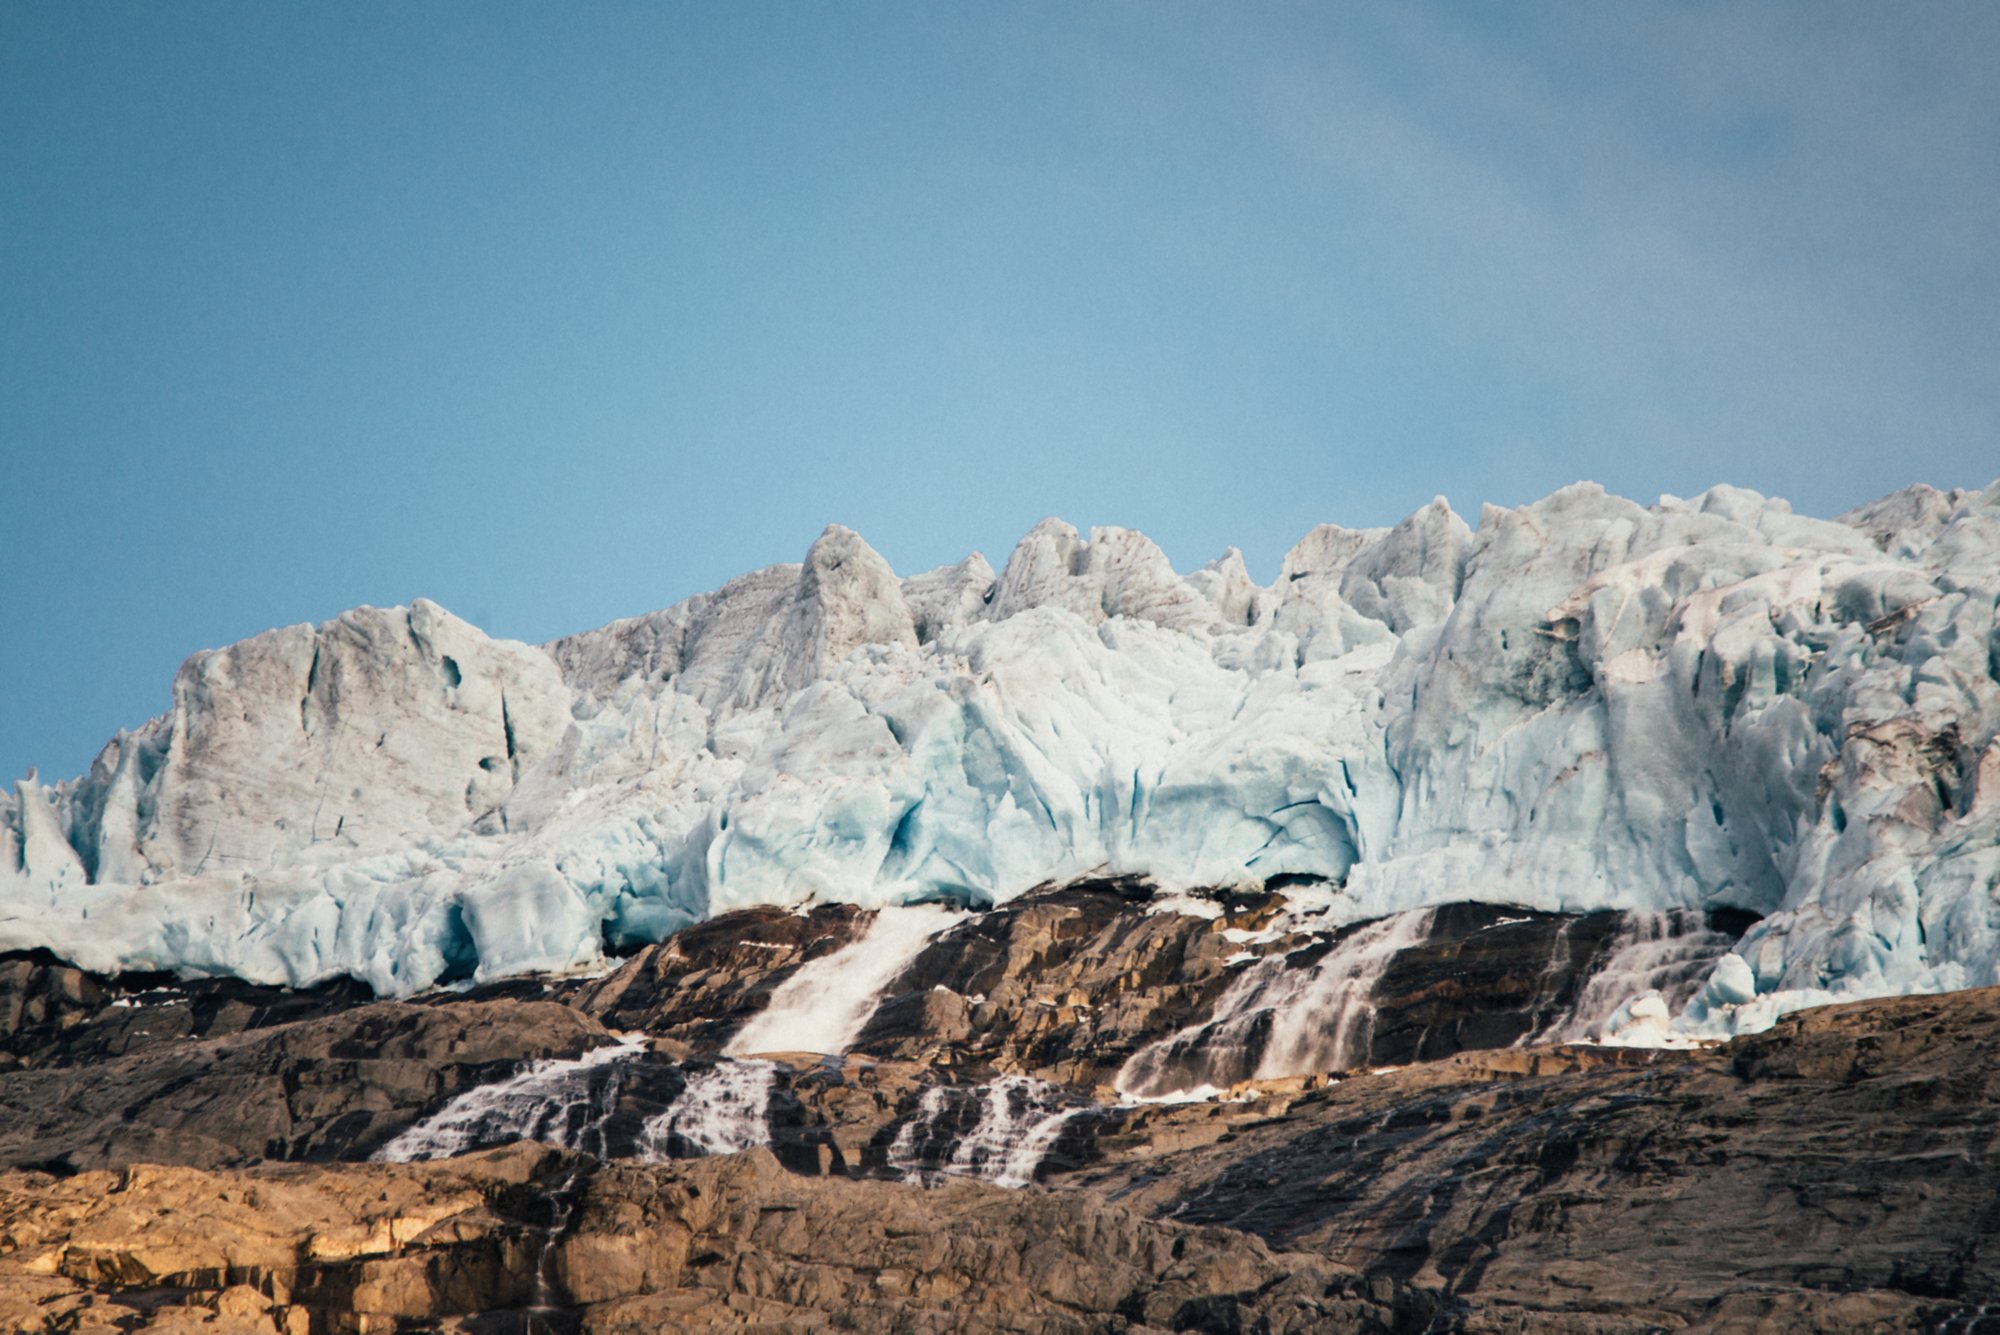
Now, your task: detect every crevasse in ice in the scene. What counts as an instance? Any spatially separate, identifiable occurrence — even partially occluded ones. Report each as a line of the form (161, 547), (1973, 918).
(4, 479), (1997, 1040)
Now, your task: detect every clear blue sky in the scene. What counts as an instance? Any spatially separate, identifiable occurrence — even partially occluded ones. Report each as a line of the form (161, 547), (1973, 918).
(4, 2), (1997, 783)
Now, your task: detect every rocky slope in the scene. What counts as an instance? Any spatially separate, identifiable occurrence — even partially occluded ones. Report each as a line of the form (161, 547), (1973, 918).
(0, 1144), (1412, 1334)
(1082, 992), (2000, 1331)
(2, 985), (1995, 1331)
(3, 884), (1998, 1330)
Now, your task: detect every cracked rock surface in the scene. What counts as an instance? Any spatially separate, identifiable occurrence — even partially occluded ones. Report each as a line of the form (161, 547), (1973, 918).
(3, 893), (1999, 1330)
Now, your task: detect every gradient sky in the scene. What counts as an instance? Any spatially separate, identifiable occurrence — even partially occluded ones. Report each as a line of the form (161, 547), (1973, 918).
(4, 2), (1997, 783)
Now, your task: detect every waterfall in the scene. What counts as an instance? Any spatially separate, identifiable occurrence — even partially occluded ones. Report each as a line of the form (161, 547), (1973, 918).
(886, 1076), (1092, 1188)
(525, 1160), (587, 1334)
(942, 1077), (1090, 1188)
(1513, 917), (1578, 1042)
(1115, 908), (1436, 1100)
(375, 1040), (779, 1166)
(1536, 909), (1733, 1044)
(642, 1060), (776, 1157)
(725, 903), (957, 1056)
(374, 1037), (648, 1163)
(1254, 908), (1435, 1078)
(884, 1086), (956, 1181)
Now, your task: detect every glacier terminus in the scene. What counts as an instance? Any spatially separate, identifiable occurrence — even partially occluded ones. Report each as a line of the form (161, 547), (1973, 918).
(5, 479), (1997, 1045)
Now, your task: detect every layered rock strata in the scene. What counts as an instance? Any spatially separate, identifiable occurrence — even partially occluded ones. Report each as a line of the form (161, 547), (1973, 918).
(3, 886), (1999, 1330)
(3, 987), (1997, 1331)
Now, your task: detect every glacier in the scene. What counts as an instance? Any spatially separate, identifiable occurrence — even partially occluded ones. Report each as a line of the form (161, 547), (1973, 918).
(4, 479), (1998, 1041)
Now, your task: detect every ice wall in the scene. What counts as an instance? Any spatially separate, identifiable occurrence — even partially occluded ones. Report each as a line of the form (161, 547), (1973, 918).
(4, 482), (1997, 1039)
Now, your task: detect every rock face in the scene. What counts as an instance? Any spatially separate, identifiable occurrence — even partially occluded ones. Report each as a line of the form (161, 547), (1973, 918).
(4, 950), (2000, 1331)
(0, 951), (615, 1172)
(577, 902), (870, 1047)
(0, 1143), (579, 1334)
(4, 481), (1998, 1044)
(0, 893), (1477, 1163)
(0, 885), (1745, 1180)
(0, 949), (374, 1071)
(842, 885), (1705, 1087)
(1080, 987), (2000, 1332)
(560, 1151), (1395, 1333)
(0, 1145), (1411, 1334)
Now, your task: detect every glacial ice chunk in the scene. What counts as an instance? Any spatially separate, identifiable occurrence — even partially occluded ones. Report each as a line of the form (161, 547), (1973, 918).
(4, 478), (1997, 1046)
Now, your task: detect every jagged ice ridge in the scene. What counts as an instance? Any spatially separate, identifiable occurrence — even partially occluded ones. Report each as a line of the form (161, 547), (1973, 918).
(5, 479), (1998, 1041)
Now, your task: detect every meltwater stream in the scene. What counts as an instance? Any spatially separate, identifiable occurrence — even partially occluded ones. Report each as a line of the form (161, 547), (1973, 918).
(1532, 909), (1734, 1044)
(641, 1061), (777, 1157)
(374, 1040), (774, 1165)
(886, 1076), (1094, 1188)
(1115, 909), (1436, 1100)
(378, 1043), (1092, 1191)
(374, 1037), (650, 1163)
(725, 904), (958, 1057)
(369, 902), (1736, 1192)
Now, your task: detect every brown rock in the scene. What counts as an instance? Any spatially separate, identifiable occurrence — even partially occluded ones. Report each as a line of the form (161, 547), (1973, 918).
(579, 903), (869, 1045)
(0, 1145), (1396, 1334)
(1076, 986), (2000, 1329)
(0, 998), (617, 1171)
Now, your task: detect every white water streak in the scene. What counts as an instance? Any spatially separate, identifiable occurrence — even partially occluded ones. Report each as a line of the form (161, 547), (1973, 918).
(725, 904), (956, 1056)
(373, 1037), (646, 1163)
(642, 1060), (776, 1155)
(949, 1077), (1085, 1188)
(888, 1076), (1085, 1188)
(1538, 910), (1730, 1044)
(884, 1086), (952, 1181)
(1114, 909), (1434, 1099)
(1254, 909), (1435, 1080)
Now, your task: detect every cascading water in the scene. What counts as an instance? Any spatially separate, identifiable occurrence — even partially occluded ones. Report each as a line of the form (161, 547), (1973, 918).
(1256, 908), (1436, 1078)
(1535, 910), (1734, 1044)
(886, 1075), (1093, 1188)
(944, 1078), (1090, 1188)
(523, 1160), (587, 1335)
(374, 1038), (778, 1167)
(1511, 917), (1578, 1040)
(374, 1038), (648, 1163)
(642, 1060), (776, 1157)
(1115, 908), (1437, 1100)
(725, 904), (958, 1056)
(884, 1086), (957, 1181)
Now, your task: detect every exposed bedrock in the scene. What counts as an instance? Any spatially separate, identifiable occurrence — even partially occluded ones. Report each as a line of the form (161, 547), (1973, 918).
(577, 901), (871, 1046)
(0, 1145), (1414, 1335)
(590, 882), (1735, 1087)
(0, 885), (1732, 1182)
(0, 958), (617, 1173)
(3, 983), (1999, 1330)
(1081, 986), (2000, 1332)
(0, 948), (375, 1072)
(6, 885), (2000, 1330)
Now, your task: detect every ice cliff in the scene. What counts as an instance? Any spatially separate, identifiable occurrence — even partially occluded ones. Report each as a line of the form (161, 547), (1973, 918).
(5, 480), (1998, 1039)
